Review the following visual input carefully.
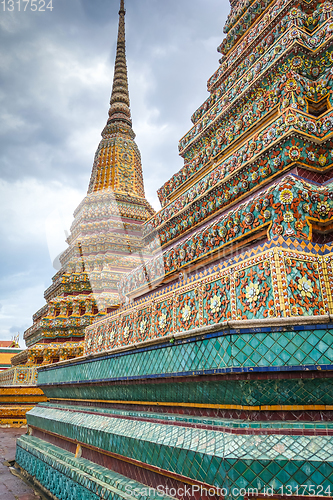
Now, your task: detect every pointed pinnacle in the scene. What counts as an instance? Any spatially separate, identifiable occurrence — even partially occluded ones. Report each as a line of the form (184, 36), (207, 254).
(107, 0), (132, 127)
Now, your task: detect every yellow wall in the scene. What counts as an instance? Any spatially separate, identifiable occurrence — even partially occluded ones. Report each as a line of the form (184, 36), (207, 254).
(0, 349), (22, 369)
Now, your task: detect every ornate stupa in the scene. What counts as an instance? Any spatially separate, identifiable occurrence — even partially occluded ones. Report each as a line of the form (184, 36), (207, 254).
(15, 0), (333, 498)
(10, 0), (154, 370)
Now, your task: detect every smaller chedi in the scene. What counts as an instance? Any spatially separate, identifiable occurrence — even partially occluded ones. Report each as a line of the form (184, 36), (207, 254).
(3, 0), (155, 427)
(10, 0), (154, 373)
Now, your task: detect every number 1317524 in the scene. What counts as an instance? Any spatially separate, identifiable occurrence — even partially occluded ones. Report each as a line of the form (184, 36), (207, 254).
(1, 0), (53, 11)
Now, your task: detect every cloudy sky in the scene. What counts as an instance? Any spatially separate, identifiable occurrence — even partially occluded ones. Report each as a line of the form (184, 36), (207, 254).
(0, 0), (229, 344)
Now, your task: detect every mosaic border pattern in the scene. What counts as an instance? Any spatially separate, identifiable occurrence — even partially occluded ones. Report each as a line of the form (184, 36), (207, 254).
(86, 239), (333, 355)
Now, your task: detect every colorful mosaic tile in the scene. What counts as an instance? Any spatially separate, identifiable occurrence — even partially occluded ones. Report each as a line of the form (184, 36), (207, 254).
(19, 409), (333, 498)
(38, 324), (333, 394)
(86, 240), (333, 355)
(17, 436), (171, 500)
(202, 276), (232, 325)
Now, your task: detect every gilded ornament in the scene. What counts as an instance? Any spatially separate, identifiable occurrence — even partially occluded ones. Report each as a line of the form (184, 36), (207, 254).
(181, 304), (191, 322)
(279, 189), (293, 204)
(218, 226), (227, 238)
(288, 146), (301, 160)
(285, 114), (297, 126)
(123, 325), (130, 339)
(318, 155), (327, 167)
(317, 201), (330, 217)
(297, 276), (313, 298)
(209, 295), (221, 313)
(245, 282), (260, 304)
(285, 79), (297, 92)
(283, 211), (294, 223)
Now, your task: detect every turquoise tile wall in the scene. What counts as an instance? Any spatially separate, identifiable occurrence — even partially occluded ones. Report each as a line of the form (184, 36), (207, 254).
(38, 326), (333, 403)
(16, 435), (171, 500)
(39, 402), (333, 431)
(40, 373), (333, 406)
(24, 406), (333, 497)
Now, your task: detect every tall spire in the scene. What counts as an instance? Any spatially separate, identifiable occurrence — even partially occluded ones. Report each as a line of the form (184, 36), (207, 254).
(87, 0), (148, 198)
(107, 0), (132, 127)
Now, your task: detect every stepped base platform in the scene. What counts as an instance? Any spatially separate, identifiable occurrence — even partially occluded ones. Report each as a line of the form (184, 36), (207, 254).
(16, 318), (333, 499)
(16, 434), (176, 500)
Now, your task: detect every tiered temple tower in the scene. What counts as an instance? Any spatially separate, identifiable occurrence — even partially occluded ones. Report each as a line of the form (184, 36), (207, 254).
(10, 0), (154, 370)
(1, 0), (154, 427)
(15, 0), (333, 498)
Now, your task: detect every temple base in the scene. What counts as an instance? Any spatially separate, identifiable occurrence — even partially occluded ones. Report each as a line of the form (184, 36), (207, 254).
(16, 434), (175, 500)
(15, 318), (333, 499)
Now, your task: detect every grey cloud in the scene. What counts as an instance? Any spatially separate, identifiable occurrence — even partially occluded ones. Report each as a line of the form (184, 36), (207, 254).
(0, 0), (229, 340)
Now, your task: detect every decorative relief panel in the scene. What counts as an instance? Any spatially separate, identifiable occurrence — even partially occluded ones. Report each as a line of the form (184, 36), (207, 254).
(175, 288), (200, 332)
(202, 275), (232, 326)
(283, 253), (327, 316)
(86, 241), (333, 356)
(153, 297), (174, 338)
(235, 258), (276, 320)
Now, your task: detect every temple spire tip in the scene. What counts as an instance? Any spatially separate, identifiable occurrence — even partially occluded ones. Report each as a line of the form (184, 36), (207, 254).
(106, 0), (132, 128)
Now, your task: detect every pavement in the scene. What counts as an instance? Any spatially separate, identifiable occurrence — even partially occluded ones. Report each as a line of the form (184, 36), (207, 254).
(0, 427), (42, 500)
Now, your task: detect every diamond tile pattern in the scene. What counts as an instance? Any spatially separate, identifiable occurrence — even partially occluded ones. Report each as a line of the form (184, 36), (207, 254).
(38, 326), (333, 401)
(16, 435), (173, 499)
(41, 371), (333, 407)
(23, 407), (333, 496)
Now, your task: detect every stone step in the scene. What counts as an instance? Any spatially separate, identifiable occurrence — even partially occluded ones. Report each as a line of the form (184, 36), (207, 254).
(16, 434), (175, 500)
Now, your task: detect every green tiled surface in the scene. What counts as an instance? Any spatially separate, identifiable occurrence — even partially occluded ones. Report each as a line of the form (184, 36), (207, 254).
(40, 402), (333, 431)
(38, 327), (333, 389)
(16, 435), (173, 500)
(24, 407), (333, 497)
(41, 374), (333, 406)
